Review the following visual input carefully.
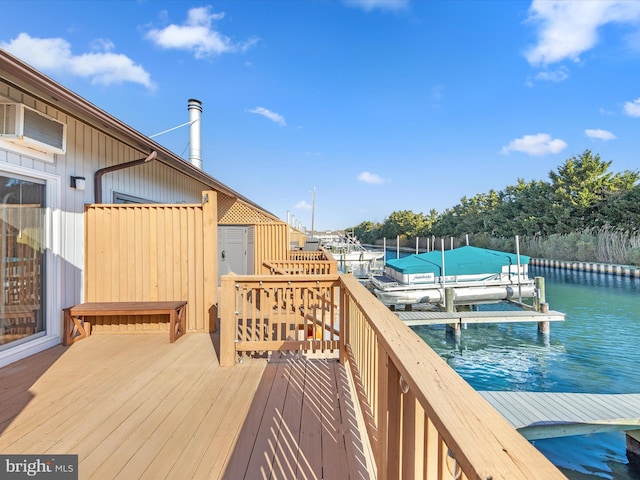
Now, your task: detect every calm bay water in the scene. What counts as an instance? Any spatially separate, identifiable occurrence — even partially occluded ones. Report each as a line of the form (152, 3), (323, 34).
(405, 264), (640, 479)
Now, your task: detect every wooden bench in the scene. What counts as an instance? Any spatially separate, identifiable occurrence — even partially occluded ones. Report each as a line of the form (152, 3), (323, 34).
(63, 301), (187, 346)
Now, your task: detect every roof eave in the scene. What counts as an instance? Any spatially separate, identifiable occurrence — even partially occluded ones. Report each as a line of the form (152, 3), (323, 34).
(0, 49), (278, 219)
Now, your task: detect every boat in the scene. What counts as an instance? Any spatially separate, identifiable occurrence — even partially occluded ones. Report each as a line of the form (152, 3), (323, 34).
(369, 245), (536, 307)
(322, 232), (385, 278)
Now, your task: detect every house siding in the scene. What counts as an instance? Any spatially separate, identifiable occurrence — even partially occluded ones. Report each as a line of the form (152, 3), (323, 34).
(0, 82), (209, 366)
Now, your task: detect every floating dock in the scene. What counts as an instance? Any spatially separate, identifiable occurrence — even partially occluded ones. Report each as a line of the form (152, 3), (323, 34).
(480, 390), (640, 436)
(480, 391), (640, 469)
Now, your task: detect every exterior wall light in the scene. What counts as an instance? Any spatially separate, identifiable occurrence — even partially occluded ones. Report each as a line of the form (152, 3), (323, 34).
(70, 176), (86, 190)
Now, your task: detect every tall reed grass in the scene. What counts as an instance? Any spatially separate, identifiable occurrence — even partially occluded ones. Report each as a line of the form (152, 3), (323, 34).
(519, 228), (640, 265)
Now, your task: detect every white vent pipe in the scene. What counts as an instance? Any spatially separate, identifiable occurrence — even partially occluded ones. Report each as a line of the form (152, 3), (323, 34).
(188, 99), (202, 169)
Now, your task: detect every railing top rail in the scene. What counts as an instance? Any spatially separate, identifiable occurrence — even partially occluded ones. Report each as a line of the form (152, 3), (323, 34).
(339, 274), (565, 479)
(222, 273), (341, 284)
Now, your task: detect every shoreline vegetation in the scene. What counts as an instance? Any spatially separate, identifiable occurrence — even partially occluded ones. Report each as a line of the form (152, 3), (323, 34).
(368, 228), (640, 273)
(348, 150), (640, 267)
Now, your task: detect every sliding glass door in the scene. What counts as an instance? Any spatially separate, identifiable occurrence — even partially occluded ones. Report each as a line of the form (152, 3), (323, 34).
(0, 174), (45, 348)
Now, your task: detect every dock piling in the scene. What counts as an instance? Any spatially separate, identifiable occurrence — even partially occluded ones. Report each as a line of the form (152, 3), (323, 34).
(535, 277), (550, 335)
(627, 430), (640, 473)
(445, 288), (461, 338)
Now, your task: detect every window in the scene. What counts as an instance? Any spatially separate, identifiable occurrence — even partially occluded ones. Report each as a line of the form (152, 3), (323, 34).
(113, 192), (155, 204)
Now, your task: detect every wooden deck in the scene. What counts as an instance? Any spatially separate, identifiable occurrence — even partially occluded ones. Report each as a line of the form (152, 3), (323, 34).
(0, 334), (373, 479)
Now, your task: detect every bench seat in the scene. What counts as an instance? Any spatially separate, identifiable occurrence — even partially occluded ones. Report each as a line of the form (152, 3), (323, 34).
(63, 301), (187, 346)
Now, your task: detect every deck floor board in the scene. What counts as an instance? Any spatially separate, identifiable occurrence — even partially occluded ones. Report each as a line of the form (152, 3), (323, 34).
(0, 335), (373, 479)
(224, 352), (375, 480)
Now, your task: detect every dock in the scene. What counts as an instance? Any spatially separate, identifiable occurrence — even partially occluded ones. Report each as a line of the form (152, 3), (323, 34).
(396, 308), (565, 326)
(479, 391), (640, 440)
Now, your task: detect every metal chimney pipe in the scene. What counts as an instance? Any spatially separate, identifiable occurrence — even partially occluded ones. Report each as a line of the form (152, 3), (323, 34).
(188, 98), (202, 169)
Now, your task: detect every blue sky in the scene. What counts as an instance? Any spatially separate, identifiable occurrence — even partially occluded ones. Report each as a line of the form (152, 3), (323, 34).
(2, 1), (640, 232)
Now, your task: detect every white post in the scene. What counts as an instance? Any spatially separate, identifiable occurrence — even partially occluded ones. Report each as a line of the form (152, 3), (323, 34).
(515, 235), (522, 302)
(441, 238), (446, 288)
(416, 237), (419, 254)
(397, 235), (400, 259)
(383, 237), (387, 264)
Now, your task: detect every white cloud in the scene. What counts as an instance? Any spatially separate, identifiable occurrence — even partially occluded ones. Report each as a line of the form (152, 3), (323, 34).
(357, 171), (386, 184)
(249, 107), (286, 126)
(623, 98), (640, 117)
(294, 200), (312, 211)
(585, 128), (616, 140)
(534, 67), (569, 83)
(0, 33), (154, 88)
(525, 0), (640, 66)
(343, 0), (409, 12)
(500, 133), (567, 156)
(146, 6), (257, 58)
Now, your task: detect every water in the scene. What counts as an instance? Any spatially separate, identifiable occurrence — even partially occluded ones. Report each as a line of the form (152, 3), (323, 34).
(406, 265), (640, 479)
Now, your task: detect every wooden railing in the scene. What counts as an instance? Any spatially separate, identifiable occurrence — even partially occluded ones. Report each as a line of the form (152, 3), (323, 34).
(261, 259), (337, 275)
(220, 274), (340, 365)
(219, 273), (567, 479)
(259, 249), (337, 275)
(288, 250), (327, 261)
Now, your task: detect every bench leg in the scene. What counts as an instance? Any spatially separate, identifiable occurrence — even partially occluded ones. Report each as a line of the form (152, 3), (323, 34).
(63, 308), (91, 346)
(170, 304), (187, 343)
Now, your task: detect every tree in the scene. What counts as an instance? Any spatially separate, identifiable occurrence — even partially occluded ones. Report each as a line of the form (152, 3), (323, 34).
(380, 210), (422, 239)
(492, 179), (555, 236)
(601, 185), (640, 232)
(350, 221), (382, 244)
(416, 209), (439, 237)
(431, 191), (501, 237)
(548, 150), (639, 231)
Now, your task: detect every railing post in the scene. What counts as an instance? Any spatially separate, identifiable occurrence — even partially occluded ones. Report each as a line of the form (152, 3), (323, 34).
(339, 278), (349, 364)
(377, 349), (402, 480)
(219, 274), (237, 366)
(377, 349), (389, 476)
(202, 191), (217, 331)
(387, 358), (401, 480)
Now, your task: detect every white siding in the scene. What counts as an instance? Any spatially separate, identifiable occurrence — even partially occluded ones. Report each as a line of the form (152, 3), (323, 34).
(0, 83), (209, 366)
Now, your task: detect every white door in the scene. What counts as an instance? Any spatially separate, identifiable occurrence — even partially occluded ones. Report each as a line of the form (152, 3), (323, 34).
(218, 226), (248, 279)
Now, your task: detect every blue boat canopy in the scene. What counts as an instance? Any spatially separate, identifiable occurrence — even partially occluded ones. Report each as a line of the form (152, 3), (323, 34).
(385, 246), (529, 276)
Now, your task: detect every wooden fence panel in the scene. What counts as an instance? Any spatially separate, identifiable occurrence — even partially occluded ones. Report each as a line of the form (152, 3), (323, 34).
(84, 192), (217, 333)
(254, 223), (289, 271)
